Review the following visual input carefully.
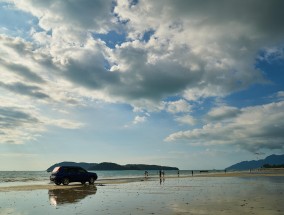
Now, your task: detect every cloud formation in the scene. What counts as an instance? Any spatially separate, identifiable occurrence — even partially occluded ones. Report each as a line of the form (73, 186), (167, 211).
(165, 101), (284, 151)
(1, 60), (45, 84)
(2, 0), (282, 107)
(14, 0), (114, 33)
(8, 0), (283, 105)
(0, 81), (50, 99)
(1, 0), (283, 154)
(0, 103), (83, 144)
(165, 100), (192, 114)
(0, 106), (42, 144)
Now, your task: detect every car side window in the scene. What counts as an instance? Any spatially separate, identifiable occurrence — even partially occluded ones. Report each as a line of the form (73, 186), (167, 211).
(78, 168), (86, 173)
(70, 168), (77, 173)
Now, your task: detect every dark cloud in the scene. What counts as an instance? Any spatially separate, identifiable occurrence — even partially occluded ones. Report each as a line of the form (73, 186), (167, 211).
(115, 61), (196, 100)
(59, 45), (199, 103)
(64, 57), (119, 90)
(154, 0), (284, 38)
(207, 106), (241, 121)
(1, 60), (45, 83)
(0, 107), (39, 128)
(2, 35), (34, 56)
(0, 106), (44, 144)
(0, 82), (50, 99)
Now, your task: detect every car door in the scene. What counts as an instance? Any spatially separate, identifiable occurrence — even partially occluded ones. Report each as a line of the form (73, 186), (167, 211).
(67, 168), (77, 182)
(77, 168), (88, 182)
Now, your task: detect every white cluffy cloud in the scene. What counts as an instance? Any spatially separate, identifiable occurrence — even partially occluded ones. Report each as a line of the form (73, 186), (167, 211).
(13, 0), (114, 33)
(133, 115), (147, 125)
(0, 103), (83, 144)
(175, 115), (195, 126)
(207, 106), (241, 121)
(114, 0), (284, 101)
(8, 0), (284, 107)
(165, 101), (284, 152)
(165, 100), (192, 114)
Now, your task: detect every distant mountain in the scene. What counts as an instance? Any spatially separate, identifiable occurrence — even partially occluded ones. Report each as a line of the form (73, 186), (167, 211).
(124, 164), (177, 171)
(226, 154), (284, 171)
(46, 161), (179, 172)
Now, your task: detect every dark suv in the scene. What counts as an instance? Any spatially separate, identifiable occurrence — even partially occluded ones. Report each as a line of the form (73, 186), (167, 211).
(50, 166), (98, 185)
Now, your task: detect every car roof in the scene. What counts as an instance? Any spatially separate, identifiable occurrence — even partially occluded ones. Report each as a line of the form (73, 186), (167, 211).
(59, 166), (84, 169)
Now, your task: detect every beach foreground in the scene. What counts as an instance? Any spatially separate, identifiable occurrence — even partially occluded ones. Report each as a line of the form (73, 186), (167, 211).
(0, 171), (283, 215)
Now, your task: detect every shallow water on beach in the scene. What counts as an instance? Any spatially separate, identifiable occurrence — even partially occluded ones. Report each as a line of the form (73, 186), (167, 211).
(0, 170), (223, 186)
(0, 176), (283, 215)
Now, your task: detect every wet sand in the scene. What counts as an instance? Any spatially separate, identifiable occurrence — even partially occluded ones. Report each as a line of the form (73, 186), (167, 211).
(0, 171), (283, 215)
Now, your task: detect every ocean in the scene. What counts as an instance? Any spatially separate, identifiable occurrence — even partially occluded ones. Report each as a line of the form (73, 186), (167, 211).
(0, 170), (223, 187)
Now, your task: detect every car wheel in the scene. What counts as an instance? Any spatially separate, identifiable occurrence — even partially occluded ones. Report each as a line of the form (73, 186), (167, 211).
(89, 177), (95, 185)
(62, 178), (69, 185)
(55, 180), (61, 185)
(81, 181), (86, 185)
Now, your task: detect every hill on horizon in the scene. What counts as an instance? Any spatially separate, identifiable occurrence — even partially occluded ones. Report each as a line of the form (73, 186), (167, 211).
(226, 154), (284, 171)
(46, 161), (179, 172)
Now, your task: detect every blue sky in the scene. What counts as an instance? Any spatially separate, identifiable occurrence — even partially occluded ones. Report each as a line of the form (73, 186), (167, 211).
(0, 0), (284, 170)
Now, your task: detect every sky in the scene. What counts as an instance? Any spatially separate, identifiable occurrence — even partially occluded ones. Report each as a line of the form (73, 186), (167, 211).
(0, 0), (284, 171)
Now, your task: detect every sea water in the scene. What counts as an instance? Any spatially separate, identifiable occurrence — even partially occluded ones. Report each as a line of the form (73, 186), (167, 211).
(0, 170), (224, 186)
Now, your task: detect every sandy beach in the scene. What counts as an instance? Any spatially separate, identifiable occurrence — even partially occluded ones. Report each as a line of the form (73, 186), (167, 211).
(0, 171), (283, 215)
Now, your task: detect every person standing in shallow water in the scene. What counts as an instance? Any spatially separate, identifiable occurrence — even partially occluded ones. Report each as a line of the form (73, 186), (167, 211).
(178, 170), (180, 177)
(145, 171), (148, 178)
(159, 170), (162, 178)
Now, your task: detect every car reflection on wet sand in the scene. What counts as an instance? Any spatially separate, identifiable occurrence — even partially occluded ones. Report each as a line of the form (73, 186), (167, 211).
(48, 185), (97, 206)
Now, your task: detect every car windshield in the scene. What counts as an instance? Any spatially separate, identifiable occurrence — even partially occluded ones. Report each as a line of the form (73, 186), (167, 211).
(52, 167), (61, 173)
